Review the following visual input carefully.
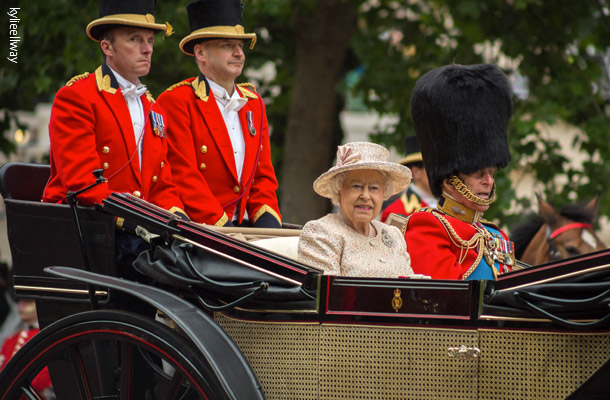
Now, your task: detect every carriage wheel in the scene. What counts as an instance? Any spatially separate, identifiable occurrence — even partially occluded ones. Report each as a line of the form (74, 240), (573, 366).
(0, 310), (227, 400)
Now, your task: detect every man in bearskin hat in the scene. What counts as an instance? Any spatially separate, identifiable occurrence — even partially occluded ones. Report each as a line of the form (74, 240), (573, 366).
(380, 135), (436, 222)
(403, 64), (515, 280)
(157, 0), (282, 227)
(42, 0), (186, 219)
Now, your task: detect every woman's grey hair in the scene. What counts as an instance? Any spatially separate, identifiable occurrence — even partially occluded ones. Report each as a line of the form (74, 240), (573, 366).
(329, 170), (393, 205)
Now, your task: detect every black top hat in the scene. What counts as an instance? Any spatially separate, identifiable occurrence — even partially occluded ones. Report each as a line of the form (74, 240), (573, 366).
(398, 135), (423, 166)
(411, 64), (512, 198)
(180, 0), (257, 56)
(86, 0), (168, 41)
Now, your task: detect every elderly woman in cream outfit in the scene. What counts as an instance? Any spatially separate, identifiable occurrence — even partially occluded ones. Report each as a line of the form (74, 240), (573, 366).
(298, 142), (415, 278)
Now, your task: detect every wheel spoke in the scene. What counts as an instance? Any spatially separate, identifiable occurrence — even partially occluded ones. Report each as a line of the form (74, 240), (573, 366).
(19, 385), (42, 400)
(120, 341), (134, 400)
(163, 371), (187, 400)
(68, 345), (93, 399)
(1, 311), (215, 400)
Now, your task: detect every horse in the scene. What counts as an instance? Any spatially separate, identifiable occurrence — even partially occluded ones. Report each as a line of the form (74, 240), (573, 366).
(510, 194), (606, 266)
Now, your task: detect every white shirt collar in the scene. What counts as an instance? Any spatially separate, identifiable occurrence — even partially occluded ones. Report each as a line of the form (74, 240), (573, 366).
(208, 79), (234, 100)
(208, 79), (247, 113)
(107, 65), (146, 98)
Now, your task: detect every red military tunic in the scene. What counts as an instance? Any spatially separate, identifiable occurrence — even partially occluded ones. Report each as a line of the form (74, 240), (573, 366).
(380, 185), (435, 223)
(403, 196), (514, 280)
(157, 74), (281, 226)
(42, 64), (185, 214)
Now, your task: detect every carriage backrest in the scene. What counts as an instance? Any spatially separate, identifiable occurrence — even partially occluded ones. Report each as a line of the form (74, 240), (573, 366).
(0, 162), (116, 303)
(0, 162), (50, 201)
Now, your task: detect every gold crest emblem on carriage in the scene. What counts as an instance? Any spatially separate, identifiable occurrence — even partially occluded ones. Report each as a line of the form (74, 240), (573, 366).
(391, 288), (403, 312)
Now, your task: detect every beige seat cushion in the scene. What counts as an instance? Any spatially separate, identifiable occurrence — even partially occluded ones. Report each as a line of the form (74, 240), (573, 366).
(250, 236), (301, 260)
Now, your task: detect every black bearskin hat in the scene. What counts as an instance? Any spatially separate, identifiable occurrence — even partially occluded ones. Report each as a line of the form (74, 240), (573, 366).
(410, 64), (512, 198)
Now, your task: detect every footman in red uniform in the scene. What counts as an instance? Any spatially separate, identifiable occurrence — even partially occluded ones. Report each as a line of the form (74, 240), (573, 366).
(42, 0), (185, 217)
(157, 0), (281, 227)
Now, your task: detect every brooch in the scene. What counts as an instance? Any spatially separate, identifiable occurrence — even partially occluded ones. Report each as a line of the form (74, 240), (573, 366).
(381, 229), (395, 248)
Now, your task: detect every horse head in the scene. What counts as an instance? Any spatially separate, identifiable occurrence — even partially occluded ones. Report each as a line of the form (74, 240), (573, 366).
(513, 194), (606, 266)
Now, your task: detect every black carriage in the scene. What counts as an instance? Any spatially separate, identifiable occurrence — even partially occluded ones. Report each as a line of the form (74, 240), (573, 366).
(1, 162), (610, 399)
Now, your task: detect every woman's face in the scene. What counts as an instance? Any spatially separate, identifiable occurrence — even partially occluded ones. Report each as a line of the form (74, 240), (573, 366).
(338, 169), (385, 229)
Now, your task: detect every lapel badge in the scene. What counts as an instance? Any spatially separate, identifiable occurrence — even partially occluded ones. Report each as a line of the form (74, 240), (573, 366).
(150, 111), (166, 138)
(246, 111), (256, 136)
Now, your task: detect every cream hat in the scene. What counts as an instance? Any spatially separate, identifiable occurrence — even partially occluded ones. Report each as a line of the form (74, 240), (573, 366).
(313, 142), (412, 199)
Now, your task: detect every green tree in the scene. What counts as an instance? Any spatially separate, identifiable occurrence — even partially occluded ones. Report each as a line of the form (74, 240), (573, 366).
(2, 0), (610, 229)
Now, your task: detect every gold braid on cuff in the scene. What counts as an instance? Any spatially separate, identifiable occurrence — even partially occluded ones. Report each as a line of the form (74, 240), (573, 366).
(448, 175), (496, 206)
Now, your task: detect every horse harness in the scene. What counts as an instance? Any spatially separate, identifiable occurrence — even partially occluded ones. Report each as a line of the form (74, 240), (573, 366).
(545, 222), (593, 261)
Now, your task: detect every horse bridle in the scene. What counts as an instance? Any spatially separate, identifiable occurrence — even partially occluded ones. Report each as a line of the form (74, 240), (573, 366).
(545, 222), (594, 261)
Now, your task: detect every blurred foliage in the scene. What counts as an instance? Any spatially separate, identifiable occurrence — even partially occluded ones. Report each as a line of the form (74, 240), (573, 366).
(349, 0), (610, 227)
(1, 0), (610, 227)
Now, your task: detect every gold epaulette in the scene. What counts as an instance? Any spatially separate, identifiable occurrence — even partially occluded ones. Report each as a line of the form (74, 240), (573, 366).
(145, 90), (155, 103)
(165, 81), (191, 92)
(66, 72), (90, 87)
(238, 82), (257, 92)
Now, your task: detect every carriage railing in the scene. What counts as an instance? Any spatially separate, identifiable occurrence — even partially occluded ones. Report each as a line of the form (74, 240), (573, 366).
(99, 192), (321, 313)
(101, 193), (319, 285)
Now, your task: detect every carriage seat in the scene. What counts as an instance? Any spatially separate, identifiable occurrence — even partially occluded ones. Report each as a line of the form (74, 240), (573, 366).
(251, 236), (300, 261)
(205, 225), (302, 261)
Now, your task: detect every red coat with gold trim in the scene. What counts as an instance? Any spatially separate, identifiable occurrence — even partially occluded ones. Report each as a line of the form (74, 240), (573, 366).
(404, 209), (513, 280)
(157, 74), (281, 226)
(381, 186), (431, 222)
(42, 64), (184, 213)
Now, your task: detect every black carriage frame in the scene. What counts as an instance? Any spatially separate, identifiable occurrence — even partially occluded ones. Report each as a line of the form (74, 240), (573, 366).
(1, 162), (610, 399)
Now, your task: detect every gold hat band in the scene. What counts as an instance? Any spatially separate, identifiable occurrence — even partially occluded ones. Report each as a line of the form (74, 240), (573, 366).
(100, 13), (157, 24)
(87, 13), (167, 41)
(180, 25), (257, 55)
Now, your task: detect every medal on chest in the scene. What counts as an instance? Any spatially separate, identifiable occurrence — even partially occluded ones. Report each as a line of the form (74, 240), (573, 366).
(150, 111), (166, 138)
(246, 111), (256, 136)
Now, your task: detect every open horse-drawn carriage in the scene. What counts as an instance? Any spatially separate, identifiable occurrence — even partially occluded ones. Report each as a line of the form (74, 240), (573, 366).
(1, 162), (610, 400)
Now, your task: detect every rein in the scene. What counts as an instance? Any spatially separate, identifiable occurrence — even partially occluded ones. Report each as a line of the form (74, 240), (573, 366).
(545, 222), (594, 261)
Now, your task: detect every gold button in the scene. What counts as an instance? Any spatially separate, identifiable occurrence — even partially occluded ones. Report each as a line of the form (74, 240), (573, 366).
(200, 145), (208, 154)
(160, 161), (165, 168)
(103, 162), (109, 169)
(260, 145), (263, 151)
(233, 186), (240, 193)
(257, 162), (260, 168)
(102, 146), (110, 154)
(199, 163), (206, 170)
(152, 176), (158, 182)
(133, 191), (141, 198)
